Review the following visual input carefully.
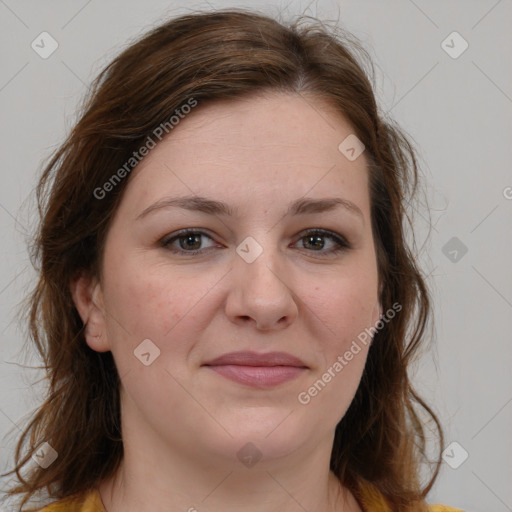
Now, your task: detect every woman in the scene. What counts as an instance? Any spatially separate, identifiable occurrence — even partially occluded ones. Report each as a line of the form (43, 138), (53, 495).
(2, 8), (462, 512)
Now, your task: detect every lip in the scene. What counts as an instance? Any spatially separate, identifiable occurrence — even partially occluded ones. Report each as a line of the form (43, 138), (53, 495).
(202, 351), (308, 388)
(203, 351), (307, 367)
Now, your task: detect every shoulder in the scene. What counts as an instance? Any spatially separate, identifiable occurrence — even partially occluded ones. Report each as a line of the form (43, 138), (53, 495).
(354, 477), (464, 512)
(37, 489), (104, 512)
(429, 505), (466, 512)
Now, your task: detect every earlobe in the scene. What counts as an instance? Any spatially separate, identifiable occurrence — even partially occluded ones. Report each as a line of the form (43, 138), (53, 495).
(70, 273), (110, 352)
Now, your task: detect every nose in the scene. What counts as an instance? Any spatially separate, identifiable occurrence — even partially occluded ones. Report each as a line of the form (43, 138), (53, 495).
(224, 244), (299, 331)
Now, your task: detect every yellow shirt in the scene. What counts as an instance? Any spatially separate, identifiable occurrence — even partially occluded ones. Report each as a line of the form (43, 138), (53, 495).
(37, 482), (465, 512)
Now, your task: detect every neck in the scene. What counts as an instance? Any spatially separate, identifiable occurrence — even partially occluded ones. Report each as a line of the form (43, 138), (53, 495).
(97, 389), (363, 512)
(98, 448), (362, 512)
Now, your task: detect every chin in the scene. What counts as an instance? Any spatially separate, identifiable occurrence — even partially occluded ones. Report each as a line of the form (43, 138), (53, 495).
(202, 409), (315, 465)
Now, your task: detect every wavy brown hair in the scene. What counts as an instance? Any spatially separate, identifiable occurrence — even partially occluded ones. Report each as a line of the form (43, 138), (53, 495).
(2, 8), (443, 511)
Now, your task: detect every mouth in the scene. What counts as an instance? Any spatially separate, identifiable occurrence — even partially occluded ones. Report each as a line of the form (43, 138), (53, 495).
(202, 351), (308, 388)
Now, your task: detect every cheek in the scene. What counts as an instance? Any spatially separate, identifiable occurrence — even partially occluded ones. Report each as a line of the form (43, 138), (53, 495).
(100, 264), (203, 403)
(103, 256), (196, 333)
(101, 258), (222, 373)
(299, 283), (373, 421)
(306, 277), (376, 347)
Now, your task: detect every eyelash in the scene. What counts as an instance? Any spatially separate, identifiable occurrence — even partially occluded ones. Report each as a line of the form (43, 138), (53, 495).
(160, 228), (351, 257)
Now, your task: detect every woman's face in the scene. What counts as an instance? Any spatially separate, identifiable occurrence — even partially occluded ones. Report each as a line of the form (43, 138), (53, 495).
(80, 91), (382, 469)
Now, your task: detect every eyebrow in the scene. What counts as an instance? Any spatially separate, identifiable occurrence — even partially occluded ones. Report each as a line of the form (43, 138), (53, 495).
(136, 195), (365, 224)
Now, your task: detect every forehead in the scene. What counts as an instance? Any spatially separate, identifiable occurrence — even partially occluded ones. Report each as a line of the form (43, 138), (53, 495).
(123, 91), (370, 217)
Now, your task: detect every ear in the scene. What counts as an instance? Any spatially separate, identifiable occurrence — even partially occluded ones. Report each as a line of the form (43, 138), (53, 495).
(70, 272), (110, 353)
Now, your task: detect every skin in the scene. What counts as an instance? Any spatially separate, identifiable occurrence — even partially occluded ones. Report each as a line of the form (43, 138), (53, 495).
(72, 91), (383, 512)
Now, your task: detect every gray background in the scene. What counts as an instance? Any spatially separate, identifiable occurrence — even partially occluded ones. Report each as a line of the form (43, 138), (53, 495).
(0, 1), (511, 511)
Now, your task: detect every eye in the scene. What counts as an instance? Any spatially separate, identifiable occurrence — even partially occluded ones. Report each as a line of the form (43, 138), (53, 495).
(292, 229), (351, 256)
(160, 228), (351, 257)
(160, 229), (219, 254)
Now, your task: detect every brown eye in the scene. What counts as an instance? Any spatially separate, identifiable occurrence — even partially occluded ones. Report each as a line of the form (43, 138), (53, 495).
(302, 234), (325, 250)
(178, 233), (202, 251)
(161, 229), (217, 254)
(294, 229), (351, 256)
